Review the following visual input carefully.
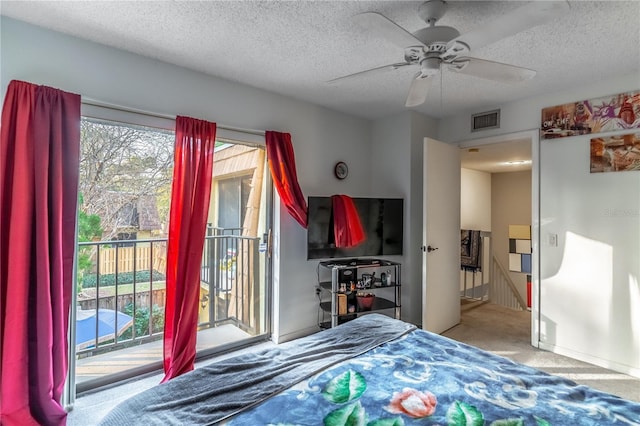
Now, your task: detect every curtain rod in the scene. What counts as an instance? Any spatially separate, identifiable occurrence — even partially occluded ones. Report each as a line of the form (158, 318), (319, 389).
(81, 97), (266, 137)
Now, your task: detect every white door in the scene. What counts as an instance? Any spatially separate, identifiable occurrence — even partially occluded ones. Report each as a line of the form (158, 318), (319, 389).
(422, 138), (461, 333)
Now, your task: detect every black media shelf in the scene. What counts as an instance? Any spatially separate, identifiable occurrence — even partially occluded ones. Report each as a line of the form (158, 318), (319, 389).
(316, 258), (401, 329)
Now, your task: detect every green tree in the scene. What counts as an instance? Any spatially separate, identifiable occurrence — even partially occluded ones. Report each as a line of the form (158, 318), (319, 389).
(122, 303), (165, 339)
(77, 194), (103, 293)
(79, 118), (174, 239)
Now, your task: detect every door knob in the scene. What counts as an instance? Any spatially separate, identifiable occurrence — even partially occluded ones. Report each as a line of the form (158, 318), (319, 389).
(427, 245), (439, 253)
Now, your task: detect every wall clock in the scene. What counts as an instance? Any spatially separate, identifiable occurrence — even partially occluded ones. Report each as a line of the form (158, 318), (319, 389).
(334, 161), (348, 180)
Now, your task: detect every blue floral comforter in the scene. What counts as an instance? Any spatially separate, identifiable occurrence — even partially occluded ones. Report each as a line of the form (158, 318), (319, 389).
(225, 323), (640, 425)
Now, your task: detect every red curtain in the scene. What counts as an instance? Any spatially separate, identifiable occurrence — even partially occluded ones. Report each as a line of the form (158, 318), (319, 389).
(0, 80), (80, 425)
(265, 131), (307, 228)
(162, 116), (216, 382)
(331, 194), (366, 248)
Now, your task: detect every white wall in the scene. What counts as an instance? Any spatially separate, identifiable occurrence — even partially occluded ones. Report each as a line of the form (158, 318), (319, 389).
(539, 136), (639, 376)
(371, 114), (413, 322)
(461, 168), (491, 231)
(439, 73), (640, 377)
(0, 17), (378, 342)
(371, 112), (439, 326)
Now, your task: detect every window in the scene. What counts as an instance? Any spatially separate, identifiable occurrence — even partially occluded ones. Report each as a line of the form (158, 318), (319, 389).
(218, 175), (252, 230)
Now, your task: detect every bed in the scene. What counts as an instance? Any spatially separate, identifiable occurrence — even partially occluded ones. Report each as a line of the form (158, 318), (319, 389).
(98, 314), (640, 425)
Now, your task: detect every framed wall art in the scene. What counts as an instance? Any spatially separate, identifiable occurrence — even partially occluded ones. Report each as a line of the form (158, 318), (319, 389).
(541, 90), (640, 139)
(590, 132), (640, 173)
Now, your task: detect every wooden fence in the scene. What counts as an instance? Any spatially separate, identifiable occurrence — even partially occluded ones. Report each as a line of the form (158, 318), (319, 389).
(97, 244), (167, 275)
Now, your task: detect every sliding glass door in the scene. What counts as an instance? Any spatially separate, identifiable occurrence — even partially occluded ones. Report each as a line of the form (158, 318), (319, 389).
(66, 107), (272, 403)
(195, 140), (271, 356)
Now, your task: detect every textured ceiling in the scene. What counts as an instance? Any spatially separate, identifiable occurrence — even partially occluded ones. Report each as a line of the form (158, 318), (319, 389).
(2, 0), (639, 123)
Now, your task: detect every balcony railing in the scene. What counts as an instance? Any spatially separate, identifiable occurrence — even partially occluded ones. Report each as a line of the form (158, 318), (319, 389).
(75, 230), (260, 358)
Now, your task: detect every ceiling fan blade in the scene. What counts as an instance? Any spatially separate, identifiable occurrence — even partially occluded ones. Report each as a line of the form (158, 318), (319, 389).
(448, 1), (570, 53)
(327, 62), (414, 84)
(449, 57), (536, 83)
(353, 12), (426, 48)
(405, 73), (433, 107)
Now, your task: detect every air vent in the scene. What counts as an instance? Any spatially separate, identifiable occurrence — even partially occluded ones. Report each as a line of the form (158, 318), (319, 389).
(471, 109), (500, 132)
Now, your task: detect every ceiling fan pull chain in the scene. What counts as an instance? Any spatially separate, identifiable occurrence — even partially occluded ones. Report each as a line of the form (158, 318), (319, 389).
(439, 64), (443, 113)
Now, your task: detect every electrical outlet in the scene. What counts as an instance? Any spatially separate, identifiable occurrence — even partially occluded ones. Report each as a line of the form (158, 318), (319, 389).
(548, 233), (558, 247)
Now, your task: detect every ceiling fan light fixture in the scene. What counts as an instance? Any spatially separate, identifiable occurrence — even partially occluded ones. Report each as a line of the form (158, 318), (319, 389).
(420, 57), (440, 77)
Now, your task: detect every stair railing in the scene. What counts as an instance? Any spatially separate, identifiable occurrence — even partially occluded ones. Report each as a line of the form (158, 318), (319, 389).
(489, 255), (527, 310)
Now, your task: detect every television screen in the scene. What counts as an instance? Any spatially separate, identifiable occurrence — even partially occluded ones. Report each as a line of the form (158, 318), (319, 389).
(307, 197), (403, 260)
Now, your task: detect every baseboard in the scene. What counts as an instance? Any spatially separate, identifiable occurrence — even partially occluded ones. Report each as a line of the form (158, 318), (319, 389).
(272, 325), (320, 344)
(538, 342), (640, 379)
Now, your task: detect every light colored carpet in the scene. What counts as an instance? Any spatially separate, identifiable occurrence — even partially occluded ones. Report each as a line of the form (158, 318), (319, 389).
(442, 302), (640, 402)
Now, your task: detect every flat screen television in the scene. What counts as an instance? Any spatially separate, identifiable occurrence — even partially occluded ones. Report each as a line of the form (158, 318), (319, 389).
(307, 196), (403, 260)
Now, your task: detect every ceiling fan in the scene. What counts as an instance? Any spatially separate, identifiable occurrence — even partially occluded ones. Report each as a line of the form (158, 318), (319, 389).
(329, 0), (570, 107)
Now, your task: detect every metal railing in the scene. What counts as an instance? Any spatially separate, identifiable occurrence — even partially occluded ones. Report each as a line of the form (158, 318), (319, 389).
(75, 230), (259, 358)
(460, 232), (492, 302)
(200, 227), (261, 334)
